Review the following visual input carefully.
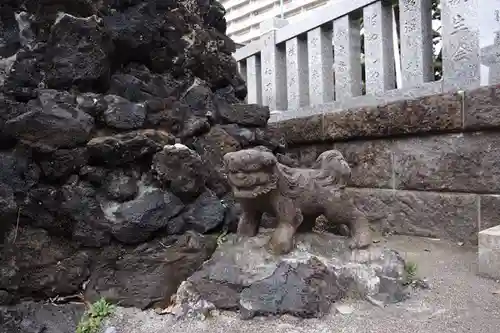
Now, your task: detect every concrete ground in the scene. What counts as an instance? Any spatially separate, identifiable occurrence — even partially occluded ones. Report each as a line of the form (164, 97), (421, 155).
(105, 235), (500, 333)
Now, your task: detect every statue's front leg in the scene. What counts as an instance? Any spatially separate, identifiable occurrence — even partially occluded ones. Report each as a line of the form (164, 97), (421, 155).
(268, 196), (303, 255)
(237, 200), (262, 237)
(347, 209), (372, 249)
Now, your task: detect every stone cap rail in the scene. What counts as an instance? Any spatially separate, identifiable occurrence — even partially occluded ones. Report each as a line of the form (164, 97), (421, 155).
(273, 84), (500, 145)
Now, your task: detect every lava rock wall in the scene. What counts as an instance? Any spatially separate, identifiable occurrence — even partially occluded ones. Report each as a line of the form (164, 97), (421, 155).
(0, 0), (283, 309)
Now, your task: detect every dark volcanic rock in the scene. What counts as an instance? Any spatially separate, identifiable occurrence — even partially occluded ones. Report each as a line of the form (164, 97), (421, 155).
(44, 13), (113, 91)
(0, 147), (40, 237)
(60, 180), (111, 247)
(102, 2), (181, 71)
(152, 144), (207, 200)
(0, 290), (14, 306)
(0, 302), (85, 333)
(102, 95), (146, 129)
(79, 165), (108, 185)
(0, 184), (17, 240)
(104, 169), (139, 202)
(38, 147), (88, 181)
(215, 101), (270, 127)
(85, 231), (217, 309)
(5, 90), (95, 150)
(220, 124), (256, 147)
(105, 188), (184, 244)
(220, 124), (284, 151)
(22, 185), (71, 235)
(0, 227), (92, 299)
(170, 232), (409, 319)
(87, 129), (174, 166)
(145, 97), (211, 138)
(4, 12), (114, 94)
(192, 125), (241, 196)
(76, 92), (108, 117)
(190, 280), (242, 310)
(240, 259), (343, 319)
(109, 66), (187, 102)
(0, 94), (27, 146)
(0, 0), (279, 309)
(0, 302), (78, 333)
(182, 81), (215, 118)
(172, 189), (226, 234)
(146, 97), (186, 128)
(0, 12), (20, 59)
(0, 148), (39, 195)
(22, 181), (110, 247)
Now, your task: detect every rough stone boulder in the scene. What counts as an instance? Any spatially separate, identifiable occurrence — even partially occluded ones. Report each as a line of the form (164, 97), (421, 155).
(167, 231), (410, 319)
(170, 189), (227, 234)
(152, 144), (208, 200)
(213, 101), (270, 127)
(0, 226), (93, 299)
(102, 186), (185, 244)
(5, 89), (95, 150)
(0, 0), (286, 314)
(87, 130), (175, 166)
(4, 12), (114, 95)
(0, 302), (85, 333)
(85, 231), (217, 310)
(2, 0), (243, 96)
(101, 95), (146, 130)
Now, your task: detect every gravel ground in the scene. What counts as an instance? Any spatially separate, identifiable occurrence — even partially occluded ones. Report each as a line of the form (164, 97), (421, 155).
(104, 235), (500, 333)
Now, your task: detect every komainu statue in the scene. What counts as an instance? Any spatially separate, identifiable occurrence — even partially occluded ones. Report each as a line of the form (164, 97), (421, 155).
(223, 146), (372, 255)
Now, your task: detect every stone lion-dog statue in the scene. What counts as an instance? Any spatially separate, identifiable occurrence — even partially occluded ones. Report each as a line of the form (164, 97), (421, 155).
(223, 146), (372, 255)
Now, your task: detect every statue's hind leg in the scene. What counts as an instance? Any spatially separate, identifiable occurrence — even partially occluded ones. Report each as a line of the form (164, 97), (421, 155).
(268, 195), (303, 255)
(346, 209), (372, 249)
(325, 191), (372, 249)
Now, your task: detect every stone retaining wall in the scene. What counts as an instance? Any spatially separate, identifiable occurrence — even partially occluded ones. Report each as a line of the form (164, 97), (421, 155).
(276, 84), (500, 245)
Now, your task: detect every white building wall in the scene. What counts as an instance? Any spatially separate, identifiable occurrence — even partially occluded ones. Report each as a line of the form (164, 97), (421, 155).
(220, 0), (330, 45)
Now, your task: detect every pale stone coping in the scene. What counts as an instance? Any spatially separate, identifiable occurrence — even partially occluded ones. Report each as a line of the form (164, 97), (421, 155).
(233, 40), (262, 62)
(479, 224), (500, 279)
(269, 81), (444, 123)
(479, 225), (500, 237)
(233, 0), (378, 62)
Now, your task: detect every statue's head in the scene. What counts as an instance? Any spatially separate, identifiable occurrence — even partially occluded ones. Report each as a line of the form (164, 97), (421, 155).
(312, 149), (351, 185)
(223, 147), (278, 198)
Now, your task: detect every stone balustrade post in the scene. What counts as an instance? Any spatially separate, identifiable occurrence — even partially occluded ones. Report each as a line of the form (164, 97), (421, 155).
(246, 55), (262, 104)
(333, 14), (363, 99)
(307, 24), (334, 105)
(363, 0), (396, 95)
(399, 0), (433, 87)
(260, 18), (288, 110)
(442, 0), (480, 90)
(286, 36), (309, 110)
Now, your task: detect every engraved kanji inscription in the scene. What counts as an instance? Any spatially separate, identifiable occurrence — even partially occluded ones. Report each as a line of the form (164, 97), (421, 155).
(451, 14), (468, 35)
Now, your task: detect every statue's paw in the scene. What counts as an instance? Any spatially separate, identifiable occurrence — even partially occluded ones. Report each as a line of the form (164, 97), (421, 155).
(348, 232), (372, 249)
(267, 236), (294, 255)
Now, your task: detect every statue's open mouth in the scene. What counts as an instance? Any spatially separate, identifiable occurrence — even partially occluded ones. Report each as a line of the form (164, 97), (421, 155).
(232, 184), (276, 198)
(227, 170), (278, 198)
(228, 171), (274, 187)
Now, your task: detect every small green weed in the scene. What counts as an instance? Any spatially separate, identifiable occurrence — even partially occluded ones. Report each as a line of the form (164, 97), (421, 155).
(216, 229), (228, 245)
(76, 298), (115, 333)
(403, 261), (418, 285)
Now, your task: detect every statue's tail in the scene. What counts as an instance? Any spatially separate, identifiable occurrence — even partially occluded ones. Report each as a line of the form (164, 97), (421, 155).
(311, 150), (351, 186)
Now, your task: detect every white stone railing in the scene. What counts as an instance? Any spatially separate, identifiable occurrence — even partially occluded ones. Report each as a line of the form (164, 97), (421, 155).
(233, 0), (500, 121)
